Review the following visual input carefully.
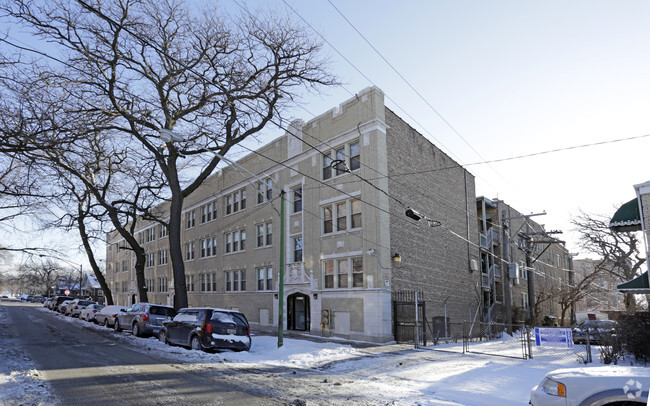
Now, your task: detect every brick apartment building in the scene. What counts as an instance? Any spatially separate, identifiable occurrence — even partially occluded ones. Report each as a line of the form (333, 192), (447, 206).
(476, 197), (572, 326)
(106, 87), (483, 342)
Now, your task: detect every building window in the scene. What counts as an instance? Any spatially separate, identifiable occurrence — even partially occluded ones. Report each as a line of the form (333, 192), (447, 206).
(185, 210), (196, 229)
(200, 237), (217, 258)
(256, 222), (272, 248)
(199, 273), (217, 292)
(158, 225), (168, 239)
(185, 242), (195, 261)
(146, 278), (154, 293)
(186, 275), (195, 292)
(225, 270), (246, 292)
(337, 259), (348, 288)
(257, 267), (273, 291)
(352, 257), (363, 287)
(293, 236), (303, 262)
(322, 140), (360, 180)
(336, 202), (347, 231)
(201, 201), (217, 223)
(225, 272), (231, 292)
(146, 252), (155, 267)
(157, 276), (168, 293)
(158, 249), (168, 265)
(257, 179), (273, 204)
(349, 140), (360, 170)
(522, 292), (529, 310)
(225, 229), (246, 253)
(350, 199), (362, 229)
(322, 257), (363, 289)
(322, 199), (362, 234)
(225, 188), (247, 215)
(145, 227), (155, 243)
(324, 260), (334, 289)
(293, 187), (302, 213)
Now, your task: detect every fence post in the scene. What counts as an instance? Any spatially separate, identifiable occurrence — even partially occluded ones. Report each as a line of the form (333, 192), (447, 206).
(586, 326), (592, 363)
(414, 291), (419, 349)
(527, 327), (533, 359)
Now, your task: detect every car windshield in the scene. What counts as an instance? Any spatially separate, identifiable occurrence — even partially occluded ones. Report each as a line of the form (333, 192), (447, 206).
(78, 300), (95, 306)
(210, 311), (247, 326)
(150, 306), (175, 317)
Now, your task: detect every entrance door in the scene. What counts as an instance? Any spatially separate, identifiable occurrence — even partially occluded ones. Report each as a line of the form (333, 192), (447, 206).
(287, 293), (310, 331)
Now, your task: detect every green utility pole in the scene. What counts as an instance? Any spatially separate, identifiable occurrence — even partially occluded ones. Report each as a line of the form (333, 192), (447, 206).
(278, 190), (286, 348)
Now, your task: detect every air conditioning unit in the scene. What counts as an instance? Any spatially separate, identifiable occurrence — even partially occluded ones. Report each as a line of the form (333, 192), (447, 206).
(508, 262), (519, 279)
(470, 259), (479, 272)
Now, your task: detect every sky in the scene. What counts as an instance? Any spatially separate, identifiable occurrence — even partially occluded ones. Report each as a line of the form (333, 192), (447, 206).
(3, 302), (649, 405)
(2, 0), (650, 267)
(242, 0), (650, 255)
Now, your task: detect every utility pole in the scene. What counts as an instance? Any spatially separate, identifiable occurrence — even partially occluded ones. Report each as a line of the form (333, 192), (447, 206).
(278, 190), (286, 348)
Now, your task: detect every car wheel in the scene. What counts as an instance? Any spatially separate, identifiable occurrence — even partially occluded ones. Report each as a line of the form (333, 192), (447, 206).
(190, 335), (202, 351)
(159, 330), (168, 344)
(132, 323), (140, 337)
(103, 318), (109, 327)
(114, 319), (121, 332)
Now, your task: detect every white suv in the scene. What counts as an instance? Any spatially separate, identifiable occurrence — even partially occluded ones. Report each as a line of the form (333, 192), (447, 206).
(530, 366), (650, 406)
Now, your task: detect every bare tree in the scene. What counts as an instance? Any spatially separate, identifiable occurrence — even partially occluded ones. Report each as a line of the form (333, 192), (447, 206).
(572, 211), (646, 313)
(0, 0), (336, 309)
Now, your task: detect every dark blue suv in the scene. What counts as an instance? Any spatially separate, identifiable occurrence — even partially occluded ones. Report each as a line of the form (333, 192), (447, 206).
(159, 307), (251, 352)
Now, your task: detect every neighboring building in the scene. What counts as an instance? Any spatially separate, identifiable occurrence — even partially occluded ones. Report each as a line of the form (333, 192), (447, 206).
(572, 258), (625, 315)
(106, 87), (481, 343)
(476, 197), (572, 326)
(80, 273), (104, 303)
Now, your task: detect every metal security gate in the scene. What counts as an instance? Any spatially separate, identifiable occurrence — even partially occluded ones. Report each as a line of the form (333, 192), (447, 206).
(392, 290), (426, 345)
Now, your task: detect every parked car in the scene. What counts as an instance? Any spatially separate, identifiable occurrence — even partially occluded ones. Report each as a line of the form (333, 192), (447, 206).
(530, 366), (650, 405)
(20, 294), (33, 302)
(80, 304), (105, 322)
(43, 297), (53, 307)
(49, 295), (73, 311)
(113, 302), (176, 337)
(30, 295), (45, 303)
(63, 299), (96, 317)
(58, 300), (73, 313)
(159, 307), (251, 352)
(572, 320), (617, 345)
(94, 305), (127, 328)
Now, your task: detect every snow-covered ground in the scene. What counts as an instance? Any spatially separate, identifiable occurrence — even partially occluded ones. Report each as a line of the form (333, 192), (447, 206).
(0, 302), (641, 405)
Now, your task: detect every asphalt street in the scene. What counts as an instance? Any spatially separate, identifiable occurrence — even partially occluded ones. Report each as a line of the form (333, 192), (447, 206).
(3, 301), (283, 405)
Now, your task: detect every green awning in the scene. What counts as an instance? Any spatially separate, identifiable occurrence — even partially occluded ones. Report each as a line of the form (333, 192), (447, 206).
(617, 271), (650, 293)
(609, 198), (642, 232)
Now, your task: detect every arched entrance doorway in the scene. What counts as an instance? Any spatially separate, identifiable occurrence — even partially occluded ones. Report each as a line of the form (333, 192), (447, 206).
(131, 293), (137, 305)
(287, 293), (310, 331)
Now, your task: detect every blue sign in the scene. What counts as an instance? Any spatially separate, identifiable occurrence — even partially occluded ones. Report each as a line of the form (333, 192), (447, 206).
(534, 327), (574, 349)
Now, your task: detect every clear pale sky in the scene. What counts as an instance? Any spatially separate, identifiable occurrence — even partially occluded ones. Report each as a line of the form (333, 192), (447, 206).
(3, 0), (650, 267)
(250, 0), (650, 255)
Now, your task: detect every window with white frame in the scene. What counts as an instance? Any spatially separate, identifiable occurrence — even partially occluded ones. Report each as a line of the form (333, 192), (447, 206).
(186, 274), (195, 292)
(145, 227), (156, 243)
(225, 188), (246, 215)
(522, 292), (529, 310)
(322, 140), (360, 180)
(185, 210), (196, 229)
(157, 276), (168, 293)
(185, 242), (195, 261)
(199, 272), (218, 292)
(201, 201), (218, 223)
(146, 252), (155, 267)
(256, 222), (272, 248)
(293, 187), (302, 213)
(323, 257), (363, 289)
(199, 237), (217, 258)
(225, 270), (246, 292)
(146, 278), (154, 293)
(293, 236), (303, 262)
(322, 198), (362, 234)
(257, 179), (273, 204)
(158, 249), (168, 265)
(225, 229), (246, 253)
(256, 267), (273, 291)
(158, 225), (168, 239)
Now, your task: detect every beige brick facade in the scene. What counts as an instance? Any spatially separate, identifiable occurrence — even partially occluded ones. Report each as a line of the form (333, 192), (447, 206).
(106, 87), (483, 342)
